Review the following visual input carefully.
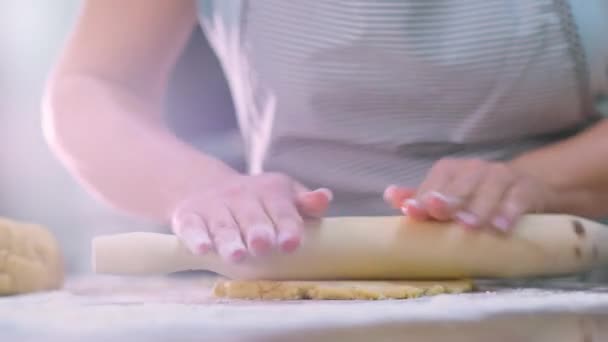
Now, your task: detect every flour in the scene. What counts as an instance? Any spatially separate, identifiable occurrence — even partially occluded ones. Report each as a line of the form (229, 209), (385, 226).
(1, 275), (608, 341)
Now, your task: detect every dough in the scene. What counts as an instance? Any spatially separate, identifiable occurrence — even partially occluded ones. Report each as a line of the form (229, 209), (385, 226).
(213, 279), (474, 300)
(0, 217), (64, 295)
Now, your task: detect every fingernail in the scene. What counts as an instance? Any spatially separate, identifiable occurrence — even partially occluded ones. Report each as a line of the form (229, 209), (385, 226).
(219, 240), (247, 263)
(429, 191), (460, 207)
(229, 248), (247, 262)
(402, 198), (420, 209)
(492, 216), (511, 232)
(315, 188), (333, 201)
(247, 225), (276, 256)
(179, 228), (212, 255)
(278, 231), (301, 253)
(383, 185), (397, 202)
(401, 199), (422, 217)
(456, 211), (478, 227)
(188, 234), (212, 255)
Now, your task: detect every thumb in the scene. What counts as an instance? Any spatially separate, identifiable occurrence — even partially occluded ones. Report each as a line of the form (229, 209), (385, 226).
(293, 183), (333, 218)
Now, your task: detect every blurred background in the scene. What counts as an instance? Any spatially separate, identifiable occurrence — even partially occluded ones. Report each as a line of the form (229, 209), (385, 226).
(2, 1), (607, 283)
(0, 1), (243, 273)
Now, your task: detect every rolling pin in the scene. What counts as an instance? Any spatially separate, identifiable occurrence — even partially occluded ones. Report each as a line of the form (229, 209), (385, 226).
(92, 214), (608, 280)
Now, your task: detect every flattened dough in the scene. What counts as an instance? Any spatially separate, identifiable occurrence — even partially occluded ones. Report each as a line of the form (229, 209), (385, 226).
(213, 279), (474, 300)
(0, 217), (64, 295)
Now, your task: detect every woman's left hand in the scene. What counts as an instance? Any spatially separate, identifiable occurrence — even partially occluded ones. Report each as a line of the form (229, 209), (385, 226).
(384, 158), (557, 232)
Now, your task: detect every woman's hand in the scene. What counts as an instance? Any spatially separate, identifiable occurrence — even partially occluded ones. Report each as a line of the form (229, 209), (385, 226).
(171, 173), (332, 262)
(384, 158), (557, 232)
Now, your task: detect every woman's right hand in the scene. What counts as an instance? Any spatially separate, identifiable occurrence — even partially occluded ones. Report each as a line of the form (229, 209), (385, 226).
(171, 173), (332, 262)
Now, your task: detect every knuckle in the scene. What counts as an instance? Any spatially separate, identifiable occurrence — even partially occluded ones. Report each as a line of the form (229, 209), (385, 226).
(258, 172), (291, 190)
(171, 206), (188, 224)
(240, 209), (267, 225)
(207, 218), (235, 232)
(275, 214), (303, 232)
(173, 212), (201, 229)
(468, 200), (487, 215)
(274, 210), (301, 224)
(506, 189), (537, 212)
(223, 183), (248, 199)
(265, 199), (299, 220)
(468, 198), (493, 216)
(508, 186), (527, 202)
(212, 229), (238, 244)
(171, 209), (197, 233)
(503, 200), (524, 215)
(488, 163), (514, 183)
(511, 185), (537, 207)
(172, 196), (199, 214)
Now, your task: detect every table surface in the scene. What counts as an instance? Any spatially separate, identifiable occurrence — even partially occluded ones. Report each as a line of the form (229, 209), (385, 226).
(3, 274), (608, 342)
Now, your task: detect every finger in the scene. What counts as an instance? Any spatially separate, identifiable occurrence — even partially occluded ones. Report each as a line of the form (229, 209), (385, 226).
(490, 183), (534, 233)
(416, 159), (457, 220)
(292, 181), (332, 217)
(438, 160), (486, 211)
(296, 188), (333, 218)
(426, 162), (486, 221)
(461, 165), (514, 229)
(291, 181), (310, 194)
(261, 193), (304, 253)
(420, 191), (461, 221)
(402, 198), (429, 220)
(203, 205), (247, 262)
(171, 210), (212, 255)
(383, 185), (416, 209)
(228, 193), (277, 257)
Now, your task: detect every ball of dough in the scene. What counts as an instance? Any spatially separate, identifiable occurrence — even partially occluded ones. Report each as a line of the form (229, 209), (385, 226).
(0, 217), (64, 295)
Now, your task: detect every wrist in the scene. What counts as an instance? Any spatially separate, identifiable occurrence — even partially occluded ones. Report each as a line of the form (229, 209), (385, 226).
(507, 156), (594, 215)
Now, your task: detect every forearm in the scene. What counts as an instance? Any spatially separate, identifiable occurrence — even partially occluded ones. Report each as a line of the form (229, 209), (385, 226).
(43, 75), (239, 222)
(509, 119), (608, 218)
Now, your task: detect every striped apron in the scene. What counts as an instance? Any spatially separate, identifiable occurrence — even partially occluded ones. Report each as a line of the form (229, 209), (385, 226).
(196, 0), (608, 215)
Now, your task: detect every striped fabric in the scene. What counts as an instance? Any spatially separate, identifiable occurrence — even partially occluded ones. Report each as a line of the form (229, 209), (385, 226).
(197, 0), (603, 216)
(568, 0), (608, 116)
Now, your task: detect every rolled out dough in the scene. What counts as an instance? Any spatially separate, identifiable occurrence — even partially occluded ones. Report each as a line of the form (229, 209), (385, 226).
(213, 279), (474, 300)
(0, 217), (64, 295)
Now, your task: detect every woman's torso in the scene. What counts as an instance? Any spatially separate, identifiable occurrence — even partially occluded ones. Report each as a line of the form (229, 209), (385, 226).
(196, 0), (608, 215)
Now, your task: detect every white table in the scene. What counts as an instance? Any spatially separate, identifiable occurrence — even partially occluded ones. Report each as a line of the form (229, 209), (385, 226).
(2, 275), (608, 341)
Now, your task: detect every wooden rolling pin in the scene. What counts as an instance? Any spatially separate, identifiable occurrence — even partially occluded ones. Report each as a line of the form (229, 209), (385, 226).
(92, 214), (608, 280)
